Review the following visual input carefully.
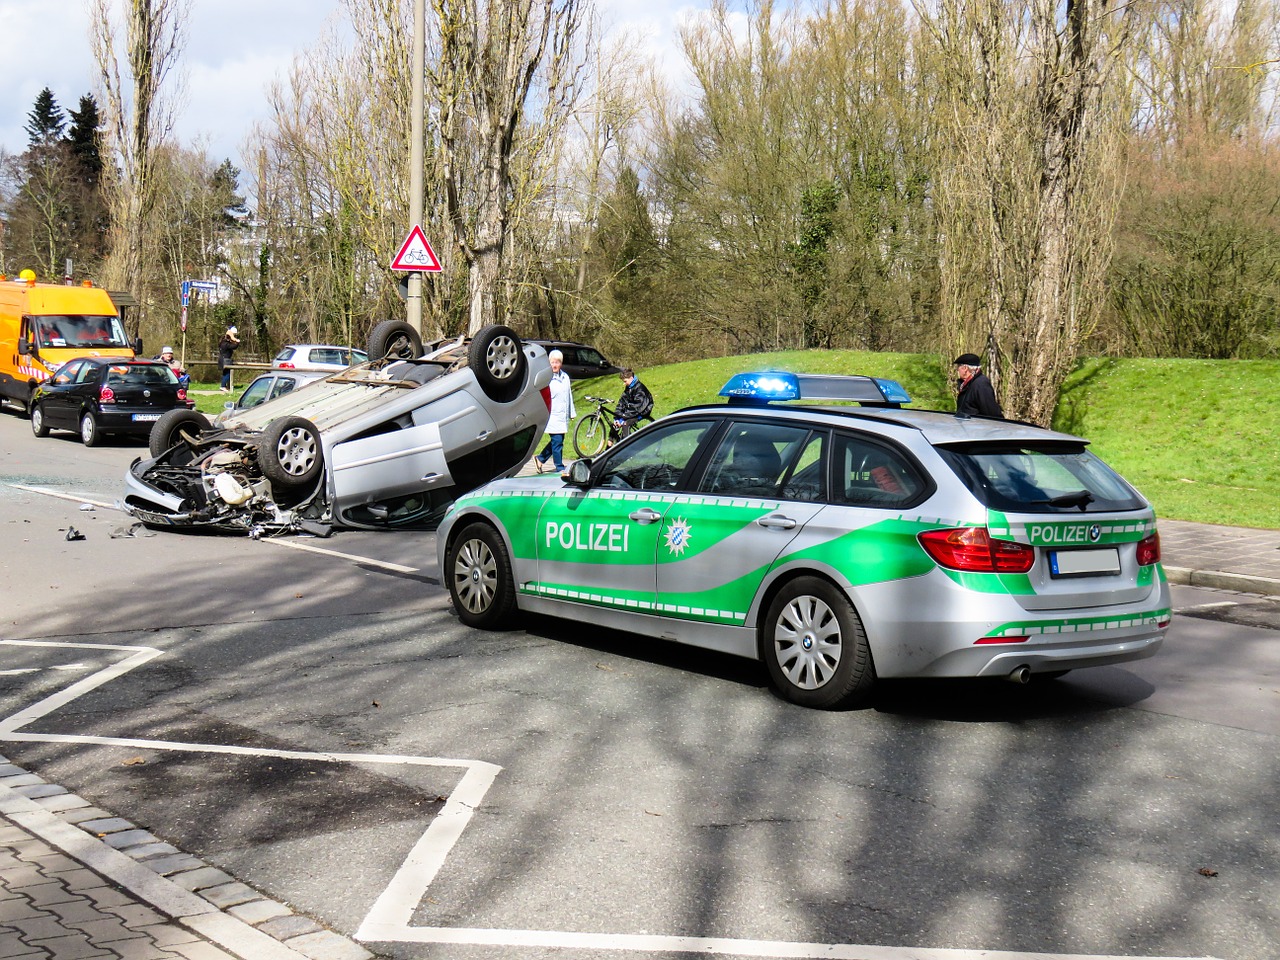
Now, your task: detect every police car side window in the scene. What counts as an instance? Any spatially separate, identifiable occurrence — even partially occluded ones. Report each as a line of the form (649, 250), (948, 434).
(701, 422), (810, 498)
(598, 419), (714, 491)
(833, 433), (924, 507)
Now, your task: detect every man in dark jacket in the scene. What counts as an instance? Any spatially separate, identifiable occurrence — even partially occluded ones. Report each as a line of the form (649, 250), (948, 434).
(613, 368), (654, 438)
(954, 353), (1003, 418)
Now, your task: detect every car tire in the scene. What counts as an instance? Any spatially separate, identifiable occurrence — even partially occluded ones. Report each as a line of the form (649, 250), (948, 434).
(467, 325), (526, 402)
(368, 320), (423, 361)
(149, 409), (212, 458)
(30, 403), (49, 438)
(447, 522), (518, 628)
(257, 416), (323, 489)
(760, 576), (876, 709)
(80, 411), (101, 447)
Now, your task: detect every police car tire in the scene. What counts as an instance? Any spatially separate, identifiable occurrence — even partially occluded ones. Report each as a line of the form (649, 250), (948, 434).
(257, 416), (323, 489)
(467, 325), (526, 403)
(150, 409), (212, 458)
(368, 320), (423, 361)
(448, 522), (517, 628)
(761, 576), (876, 709)
(30, 403), (49, 437)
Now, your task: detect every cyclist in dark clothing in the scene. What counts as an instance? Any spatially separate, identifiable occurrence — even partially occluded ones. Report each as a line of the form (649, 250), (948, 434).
(613, 368), (654, 438)
(953, 353), (1003, 418)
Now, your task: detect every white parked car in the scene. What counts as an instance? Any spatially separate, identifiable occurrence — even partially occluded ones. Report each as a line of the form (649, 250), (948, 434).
(272, 344), (369, 371)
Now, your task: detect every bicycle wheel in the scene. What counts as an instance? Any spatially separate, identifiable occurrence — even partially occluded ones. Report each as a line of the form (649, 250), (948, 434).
(573, 413), (609, 458)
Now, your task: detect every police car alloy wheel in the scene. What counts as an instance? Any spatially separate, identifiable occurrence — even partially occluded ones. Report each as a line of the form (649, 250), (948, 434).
(762, 576), (876, 709)
(449, 522), (517, 627)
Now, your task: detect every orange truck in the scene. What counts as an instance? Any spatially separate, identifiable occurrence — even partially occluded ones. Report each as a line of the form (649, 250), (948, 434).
(0, 272), (139, 414)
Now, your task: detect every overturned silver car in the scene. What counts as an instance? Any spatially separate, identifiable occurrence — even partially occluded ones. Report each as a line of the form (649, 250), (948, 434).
(121, 323), (552, 535)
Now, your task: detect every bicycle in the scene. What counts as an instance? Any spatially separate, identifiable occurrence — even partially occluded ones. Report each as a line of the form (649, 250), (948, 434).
(572, 395), (622, 458)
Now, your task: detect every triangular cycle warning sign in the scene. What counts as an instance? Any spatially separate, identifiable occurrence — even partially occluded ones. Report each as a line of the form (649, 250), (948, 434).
(391, 225), (443, 272)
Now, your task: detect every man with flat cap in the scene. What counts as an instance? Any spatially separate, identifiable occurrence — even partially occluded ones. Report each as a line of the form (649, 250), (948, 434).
(953, 352), (1003, 418)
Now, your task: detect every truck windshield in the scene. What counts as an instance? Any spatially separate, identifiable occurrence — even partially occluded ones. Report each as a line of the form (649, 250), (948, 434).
(35, 315), (128, 349)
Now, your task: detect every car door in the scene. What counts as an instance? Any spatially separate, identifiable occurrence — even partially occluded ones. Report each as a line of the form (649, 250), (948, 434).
(534, 418), (718, 613)
(653, 421), (829, 625)
(41, 360), (84, 428)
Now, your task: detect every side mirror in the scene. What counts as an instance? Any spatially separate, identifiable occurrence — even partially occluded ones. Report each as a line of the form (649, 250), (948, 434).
(133, 337), (144, 356)
(17, 339), (32, 357)
(565, 459), (593, 486)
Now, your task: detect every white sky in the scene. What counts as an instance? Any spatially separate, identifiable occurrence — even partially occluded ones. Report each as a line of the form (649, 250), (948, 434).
(0, 0), (703, 178)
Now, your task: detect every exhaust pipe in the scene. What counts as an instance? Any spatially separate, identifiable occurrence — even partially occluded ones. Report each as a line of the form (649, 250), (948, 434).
(1007, 665), (1031, 684)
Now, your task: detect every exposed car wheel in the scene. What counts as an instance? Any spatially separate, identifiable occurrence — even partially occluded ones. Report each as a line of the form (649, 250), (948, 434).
(467, 325), (526, 402)
(149, 409), (212, 458)
(760, 576), (876, 709)
(30, 403), (49, 438)
(80, 412), (101, 446)
(257, 416), (323, 489)
(368, 320), (423, 361)
(447, 522), (517, 628)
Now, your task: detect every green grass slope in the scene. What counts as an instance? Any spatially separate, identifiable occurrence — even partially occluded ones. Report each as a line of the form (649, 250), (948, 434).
(577, 351), (1279, 530)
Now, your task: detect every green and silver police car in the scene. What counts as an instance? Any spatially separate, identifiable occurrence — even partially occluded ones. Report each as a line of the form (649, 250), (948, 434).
(437, 371), (1170, 709)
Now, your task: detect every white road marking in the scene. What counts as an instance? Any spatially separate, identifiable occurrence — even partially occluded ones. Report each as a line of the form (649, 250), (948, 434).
(0, 641), (1219, 960)
(8, 483), (118, 510)
(9, 482), (421, 574)
(262, 537), (419, 574)
(0, 669), (38, 676)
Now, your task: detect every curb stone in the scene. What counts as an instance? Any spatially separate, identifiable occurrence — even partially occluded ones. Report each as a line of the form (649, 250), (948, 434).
(1163, 565), (1280, 598)
(0, 756), (376, 960)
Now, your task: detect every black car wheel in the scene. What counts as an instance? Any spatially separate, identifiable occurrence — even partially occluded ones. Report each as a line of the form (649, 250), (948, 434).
(447, 522), (517, 628)
(467, 325), (526, 402)
(30, 403), (49, 438)
(760, 576), (876, 709)
(368, 320), (423, 361)
(149, 409), (212, 458)
(80, 411), (101, 447)
(257, 416), (323, 489)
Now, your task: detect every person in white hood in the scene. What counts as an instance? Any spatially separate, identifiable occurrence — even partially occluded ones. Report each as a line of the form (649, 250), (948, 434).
(533, 349), (576, 474)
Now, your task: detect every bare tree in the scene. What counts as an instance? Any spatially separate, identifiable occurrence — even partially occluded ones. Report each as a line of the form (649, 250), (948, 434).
(430, 0), (587, 334)
(90, 0), (188, 323)
(919, 0), (1134, 425)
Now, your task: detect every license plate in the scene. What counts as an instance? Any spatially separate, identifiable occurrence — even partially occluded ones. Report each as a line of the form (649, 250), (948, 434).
(1049, 548), (1120, 578)
(132, 413), (161, 422)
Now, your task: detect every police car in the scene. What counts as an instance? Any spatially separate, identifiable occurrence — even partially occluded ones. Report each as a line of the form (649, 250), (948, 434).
(436, 371), (1170, 709)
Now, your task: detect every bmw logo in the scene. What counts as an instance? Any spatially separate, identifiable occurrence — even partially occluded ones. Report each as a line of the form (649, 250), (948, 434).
(1088, 524), (1101, 542)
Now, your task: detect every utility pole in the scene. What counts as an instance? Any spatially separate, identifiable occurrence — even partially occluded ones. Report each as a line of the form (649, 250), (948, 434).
(406, 0), (425, 334)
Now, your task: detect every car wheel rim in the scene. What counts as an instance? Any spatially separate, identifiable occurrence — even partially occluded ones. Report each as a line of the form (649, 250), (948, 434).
(453, 538), (496, 614)
(31, 409), (41, 432)
(81, 417), (94, 443)
(773, 594), (841, 690)
(275, 427), (317, 477)
(485, 335), (520, 381)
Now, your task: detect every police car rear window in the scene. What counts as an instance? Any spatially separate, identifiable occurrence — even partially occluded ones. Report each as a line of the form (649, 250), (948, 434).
(936, 442), (1146, 513)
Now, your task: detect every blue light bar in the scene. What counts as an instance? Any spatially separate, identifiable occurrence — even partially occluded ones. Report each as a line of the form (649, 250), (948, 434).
(718, 370), (912, 406)
(719, 371), (800, 401)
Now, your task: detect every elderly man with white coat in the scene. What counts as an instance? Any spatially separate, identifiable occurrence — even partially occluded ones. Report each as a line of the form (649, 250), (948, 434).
(533, 348), (576, 475)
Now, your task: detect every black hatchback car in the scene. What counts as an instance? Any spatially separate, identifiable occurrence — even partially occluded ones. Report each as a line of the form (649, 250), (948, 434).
(528, 340), (622, 380)
(31, 357), (193, 446)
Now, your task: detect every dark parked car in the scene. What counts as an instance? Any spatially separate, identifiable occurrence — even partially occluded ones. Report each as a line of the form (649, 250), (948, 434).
(30, 357), (193, 446)
(529, 340), (621, 380)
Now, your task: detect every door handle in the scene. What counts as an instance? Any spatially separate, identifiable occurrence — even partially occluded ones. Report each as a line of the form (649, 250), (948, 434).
(629, 508), (663, 524)
(755, 514), (797, 530)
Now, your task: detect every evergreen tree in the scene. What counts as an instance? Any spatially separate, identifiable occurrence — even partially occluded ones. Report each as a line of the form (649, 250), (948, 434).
(24, 88), (66, 146)
(67, 94), (104, 186)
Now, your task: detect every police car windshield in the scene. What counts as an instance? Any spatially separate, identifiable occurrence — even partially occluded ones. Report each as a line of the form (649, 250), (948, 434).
(936, 442), (1145, 514)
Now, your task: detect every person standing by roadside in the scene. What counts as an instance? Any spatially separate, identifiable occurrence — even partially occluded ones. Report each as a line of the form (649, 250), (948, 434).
(534, 349), (576, 474)
(613, 367), (654, 439)
(953, 352), (1003, 418)
(217, 326), (241, 392)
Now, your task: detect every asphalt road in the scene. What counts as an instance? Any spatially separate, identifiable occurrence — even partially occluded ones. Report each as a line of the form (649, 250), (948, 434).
(1, 410), (1277, 960)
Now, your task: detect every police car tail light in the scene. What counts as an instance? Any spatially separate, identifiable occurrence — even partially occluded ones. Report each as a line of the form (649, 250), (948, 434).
(1136, 532), (1161, 566)
(918, 527), (1035, 574)
(99, 386), (116, 404)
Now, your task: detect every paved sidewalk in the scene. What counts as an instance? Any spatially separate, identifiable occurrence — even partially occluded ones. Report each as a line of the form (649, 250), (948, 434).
(1159, 518), (1280, 597)
(0, 759), (373, 960)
